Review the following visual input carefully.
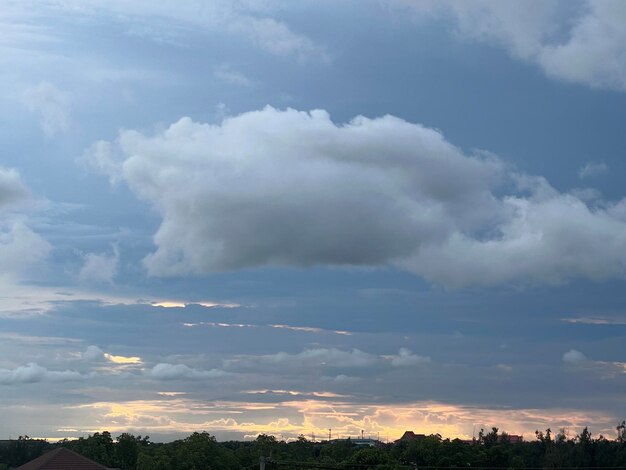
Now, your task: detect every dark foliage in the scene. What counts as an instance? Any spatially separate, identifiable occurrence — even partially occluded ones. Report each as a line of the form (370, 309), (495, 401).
(1, 425), (625, 469)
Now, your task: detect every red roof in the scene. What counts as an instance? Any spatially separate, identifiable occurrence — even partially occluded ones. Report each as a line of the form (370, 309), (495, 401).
(16, 447), (115, 470)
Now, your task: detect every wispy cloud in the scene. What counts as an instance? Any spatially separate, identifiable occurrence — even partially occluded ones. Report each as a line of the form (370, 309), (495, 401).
(23, 81), (70, 136)
(213, 64), (253, 87)
(182, 321), (352, 336)
(6, 0), (328, 63)
(153, 301), (240, 309)
(579, 162), (608, 179)
(0, 333), (82, 346)
(268, 324), (352, 336)
(561, 316), (626, 325)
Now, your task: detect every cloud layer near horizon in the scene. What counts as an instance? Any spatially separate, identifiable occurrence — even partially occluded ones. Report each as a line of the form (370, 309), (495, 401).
(0, 362), (82, 385)
(84, 107), (626, 287)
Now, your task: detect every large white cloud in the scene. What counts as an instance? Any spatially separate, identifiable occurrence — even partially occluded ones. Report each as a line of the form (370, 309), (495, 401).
(83, 106), (626, 287)
(395, 0), (626, 92)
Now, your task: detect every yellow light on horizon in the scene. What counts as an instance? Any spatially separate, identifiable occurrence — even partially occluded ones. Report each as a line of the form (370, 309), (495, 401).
(152, 301), (186, 308)
(104, 353), (142, 364)
(151, 300), (241, 309)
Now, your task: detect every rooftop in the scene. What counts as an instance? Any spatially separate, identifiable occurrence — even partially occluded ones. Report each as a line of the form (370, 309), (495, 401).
(16, 447), (117, 470)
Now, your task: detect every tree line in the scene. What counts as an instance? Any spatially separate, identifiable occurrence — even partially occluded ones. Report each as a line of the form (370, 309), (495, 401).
(0, 422), (625, 469)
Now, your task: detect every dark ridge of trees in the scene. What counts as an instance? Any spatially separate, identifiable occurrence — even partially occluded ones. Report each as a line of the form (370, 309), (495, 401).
(0, 425), (625, 469)
(0, 436), (48, 469)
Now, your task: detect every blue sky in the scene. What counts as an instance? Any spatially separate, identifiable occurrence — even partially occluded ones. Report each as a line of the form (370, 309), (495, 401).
(0, 0), (625, 442)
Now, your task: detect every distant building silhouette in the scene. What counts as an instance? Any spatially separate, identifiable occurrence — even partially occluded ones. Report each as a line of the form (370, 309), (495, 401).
(397, 431), (426, 442)
(329, 438), (378, 447)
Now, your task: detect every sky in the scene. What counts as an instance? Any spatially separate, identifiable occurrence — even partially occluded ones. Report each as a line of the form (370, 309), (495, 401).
(0, 0), (625, 443)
